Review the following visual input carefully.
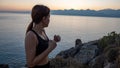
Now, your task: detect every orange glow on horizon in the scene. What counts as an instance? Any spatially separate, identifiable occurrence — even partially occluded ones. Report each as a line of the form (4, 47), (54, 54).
(0, 6), (120, 11)
(0, 0), (120, 11)
(0, 5), (32, 11)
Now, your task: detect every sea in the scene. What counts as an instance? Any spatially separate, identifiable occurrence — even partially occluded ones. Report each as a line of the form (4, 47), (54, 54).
(0, 13), (120, 68)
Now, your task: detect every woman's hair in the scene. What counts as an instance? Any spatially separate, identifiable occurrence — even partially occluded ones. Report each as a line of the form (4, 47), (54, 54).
(26, 5), (50, 34)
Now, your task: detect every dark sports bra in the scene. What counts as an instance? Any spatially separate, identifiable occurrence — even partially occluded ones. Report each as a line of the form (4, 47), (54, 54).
(30, 29), (49, 56)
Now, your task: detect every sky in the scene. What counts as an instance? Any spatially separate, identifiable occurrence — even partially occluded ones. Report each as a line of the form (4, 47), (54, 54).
(0, 0), (120, 11)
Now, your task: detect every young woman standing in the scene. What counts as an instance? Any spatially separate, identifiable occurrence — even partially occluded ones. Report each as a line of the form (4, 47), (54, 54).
(25, 5), (61, 68)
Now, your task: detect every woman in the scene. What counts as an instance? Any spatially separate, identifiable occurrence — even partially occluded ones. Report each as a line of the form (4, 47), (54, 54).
(25, 5), (61, 68)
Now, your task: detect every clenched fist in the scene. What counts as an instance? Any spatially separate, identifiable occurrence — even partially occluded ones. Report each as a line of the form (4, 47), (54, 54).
(54, 35), (61, 42)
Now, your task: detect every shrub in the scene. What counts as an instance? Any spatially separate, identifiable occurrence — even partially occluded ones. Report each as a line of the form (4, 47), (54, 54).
(98, 31), (120, 52)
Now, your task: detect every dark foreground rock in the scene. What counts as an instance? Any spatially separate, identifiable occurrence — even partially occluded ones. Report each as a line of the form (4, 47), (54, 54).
(0, 64), (9, 68)
(57, 40), (99, 64)
(50, 57), (87, 68)
(50, 32), (120, 68)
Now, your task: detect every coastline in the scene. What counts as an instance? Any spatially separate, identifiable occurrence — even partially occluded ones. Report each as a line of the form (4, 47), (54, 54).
(0, 31), (120, 68)
(50, 31), (120, 68)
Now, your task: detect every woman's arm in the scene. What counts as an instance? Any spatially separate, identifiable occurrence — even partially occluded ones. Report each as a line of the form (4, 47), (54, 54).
(25, 31), (56, 67)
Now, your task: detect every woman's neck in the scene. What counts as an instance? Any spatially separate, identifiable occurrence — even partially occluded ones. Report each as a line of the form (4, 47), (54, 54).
(32, 24), (44, 34)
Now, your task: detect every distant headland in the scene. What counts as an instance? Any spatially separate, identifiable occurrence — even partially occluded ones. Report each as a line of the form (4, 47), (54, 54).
(0, 9), (120, 18)
(51, 9), (120, 18)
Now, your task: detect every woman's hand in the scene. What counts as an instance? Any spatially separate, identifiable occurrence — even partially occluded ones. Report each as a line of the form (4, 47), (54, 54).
(54, 35), (61, 42)
(48, 40), (57, 51)
(48, 35), (61, 52)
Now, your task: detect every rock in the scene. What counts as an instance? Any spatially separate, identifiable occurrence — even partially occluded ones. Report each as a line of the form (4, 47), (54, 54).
(56, 47), (81, 58)
(89, 46), (120, 68)
(104, 62), (118, 68)
(57, 40), (99, 64)
(0, 64), (9, 68)
(74, 44), (98, 64)
(57, 47), (74, 58)
(89, 54), (106, 68)
(115, 34), (120, 46)
(117, 50), (120, 68)
(50, 57), (84, 68)
(57, 39), (83, 58)
(84, 40), (98, 46)
(75, 39), (82, 48)
(51, 32), (120, 68)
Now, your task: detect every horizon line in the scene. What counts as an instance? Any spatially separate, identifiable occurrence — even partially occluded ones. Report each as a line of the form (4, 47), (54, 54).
(0, 8), (120, 11)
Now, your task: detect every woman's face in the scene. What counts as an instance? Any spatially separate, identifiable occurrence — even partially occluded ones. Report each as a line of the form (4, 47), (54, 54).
(42, 14), (50, 27)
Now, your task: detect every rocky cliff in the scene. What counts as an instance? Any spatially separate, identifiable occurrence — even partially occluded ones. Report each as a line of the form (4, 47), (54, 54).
(50, 31), (120, 68)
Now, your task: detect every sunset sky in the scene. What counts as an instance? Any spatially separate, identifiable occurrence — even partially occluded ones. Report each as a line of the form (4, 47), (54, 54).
(0, 0), (120, 11)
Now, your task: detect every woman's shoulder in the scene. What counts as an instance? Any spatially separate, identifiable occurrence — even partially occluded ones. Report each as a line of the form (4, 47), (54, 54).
(25, 30), (38, 44)
(26, 30), (37, 40)
(26, 30), (34, 36)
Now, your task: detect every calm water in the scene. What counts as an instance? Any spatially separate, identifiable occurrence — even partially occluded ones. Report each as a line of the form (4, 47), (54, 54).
(0, 13), (120, 68)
